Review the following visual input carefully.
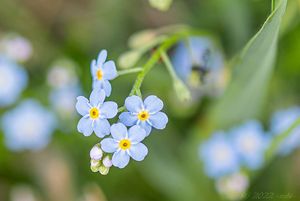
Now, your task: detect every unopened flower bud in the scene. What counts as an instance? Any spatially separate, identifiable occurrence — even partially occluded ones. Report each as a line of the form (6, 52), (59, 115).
(90, 144), (103, 160)
(99, 165), (110, 175)
(118, 51), (141, 69)
(90, 159), (101, 172)
(128, 30), (157, 49)
(173, 78), (191, 102)
(102, 156), (112, 168)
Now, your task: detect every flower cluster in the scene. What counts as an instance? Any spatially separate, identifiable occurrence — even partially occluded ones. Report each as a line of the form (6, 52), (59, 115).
(75, 50), (168, 175)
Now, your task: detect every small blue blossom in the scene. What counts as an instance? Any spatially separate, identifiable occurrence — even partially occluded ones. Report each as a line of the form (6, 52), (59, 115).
(199, 132), (239, 178)
(171, 37), (225, 100)
(75, 89), (118, 138)
(91, 50), (118, 97)
(270, 106), (300, 156)
(119, 95), (168, 136)
(101, 123), (148, 168)
(230, 120), (270, 170)
(1, 99), (56, 151)
(0, 55), (28, 107)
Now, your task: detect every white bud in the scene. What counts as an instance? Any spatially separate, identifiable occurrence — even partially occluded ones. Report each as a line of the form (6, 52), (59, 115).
(99, 165), (110, 175)
(102, 156), (112, 168)
(90, 159), (101, 172)
(118, 50), (141, 69)
(90, 144), (103, 160)
(128, 30), (157, 49)
(149, 0), (173, 11)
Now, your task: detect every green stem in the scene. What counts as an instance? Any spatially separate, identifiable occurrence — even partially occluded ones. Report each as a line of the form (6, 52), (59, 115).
(271, 0), (275, 12)
(117, 67), (143, 76)
(160, 50), (179, 81)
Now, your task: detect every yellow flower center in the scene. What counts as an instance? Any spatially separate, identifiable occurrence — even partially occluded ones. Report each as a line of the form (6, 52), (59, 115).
(89, 107), (100, 119)
(96, 69), (103, 80)
(137, 110), (149, 121)
(119, 139), (131, 150)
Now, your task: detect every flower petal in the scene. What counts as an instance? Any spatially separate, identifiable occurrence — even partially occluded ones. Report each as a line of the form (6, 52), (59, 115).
(97, 50), (107, 65)
(76, 96), (90, 116)
(101, 138), (118, 153)
(90, 59), (97, 77)
(110, 123), (128, 140)
(119, 112), (137, 126)
(125, 95), (143, 113)
(100, 101), (118, 119)
(89, 89), (105, 106)
(112, 150), (130, 168)
(149, 112), (168, 129)
(103, 61), (117, 80)
(128, 125), (146, 143)
(128, 143), (148, 161)
(144, 95), (163, 113)
(138, 121), (152, 136)
(94, 119), (110, 138)
(103, 80), (112, 97)
(77, 117), (93, 136)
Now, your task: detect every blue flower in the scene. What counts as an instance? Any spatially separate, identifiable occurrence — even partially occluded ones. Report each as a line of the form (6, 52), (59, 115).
(100, 123), (148, 168)
(1, 99), (56, 151)
(75, 89), (118, 138)
(270, 106), (300, 156)
(171, 37), (225, 99)
(199, 132), (239, 178)
(119, 95), (168, 136)
(231, 120), (270, 170)
(0, 55), (28, 107)
(91, 50), (118, 97)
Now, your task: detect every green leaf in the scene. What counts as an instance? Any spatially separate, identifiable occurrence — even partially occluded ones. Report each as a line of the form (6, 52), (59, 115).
(209, 0), (287, 129)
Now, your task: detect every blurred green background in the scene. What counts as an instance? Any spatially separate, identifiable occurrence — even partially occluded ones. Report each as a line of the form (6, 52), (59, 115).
(0, 0), (300, 201)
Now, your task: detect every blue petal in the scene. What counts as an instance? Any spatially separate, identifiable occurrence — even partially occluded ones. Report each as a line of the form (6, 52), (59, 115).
(125, 95), (143, 113)
(76, 96), (90, 116)
(77, 117), (93, 136)
(128, 125), (146, 143)
(90, 59), (97, 77)
(93, 119), (110, 138)
(100, 101), (118, 119)
(89, 89), (105, 106)
(149, 112), (168, 129)
(97, 50), (107, 65)
(110, 123), (128, 140)
(128, 143), (148, 161)
(139, 121), (152, 136)
(103, 61), (117, 80)
(112, 150), (130, 168)
(144, 95), (163, 113)
(103, 80), (112, 97)
(119, 112), (137, 126)
(101, 138), (118, 153)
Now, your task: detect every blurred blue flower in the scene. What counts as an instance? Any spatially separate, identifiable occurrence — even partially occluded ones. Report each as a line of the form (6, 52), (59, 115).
(91, 50), (117, 97)
(231, 120), (270, 170)
(1, 99), (56, 151)
(101, 123), (148, 168)
(0, 55), (28, 107)
(270, 107), (300, 156)
(199, 132), (239, 178)
(75, 89), (118, 138)
(171, 37), (225, 99)
(119, 95), (168, 136)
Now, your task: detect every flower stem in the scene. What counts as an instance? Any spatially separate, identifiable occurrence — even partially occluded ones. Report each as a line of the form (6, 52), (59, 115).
(117, 67), (143, 76)
(271, 0), (275, 12)
(160, 50), (179, 81)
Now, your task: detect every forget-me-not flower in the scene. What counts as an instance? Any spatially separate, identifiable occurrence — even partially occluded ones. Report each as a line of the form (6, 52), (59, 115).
(101, 123), (148, 168)
(119, 95), (168, 136)
(0, 55), (28, 107)
(76, 89), (118, 137)
(231, 120), (270, 170)
(1, 99), (56, 151)
(91, 50), (118, 97)
(270, 106), (300, 156)
(199, 132), (239, 178)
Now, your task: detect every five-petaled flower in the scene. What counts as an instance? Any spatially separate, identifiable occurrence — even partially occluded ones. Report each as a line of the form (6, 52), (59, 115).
(119, 95), (168, 136)
(100, 123), (148, 168)
(91, 50), (118, 97)
(76, 89), (118, 138)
